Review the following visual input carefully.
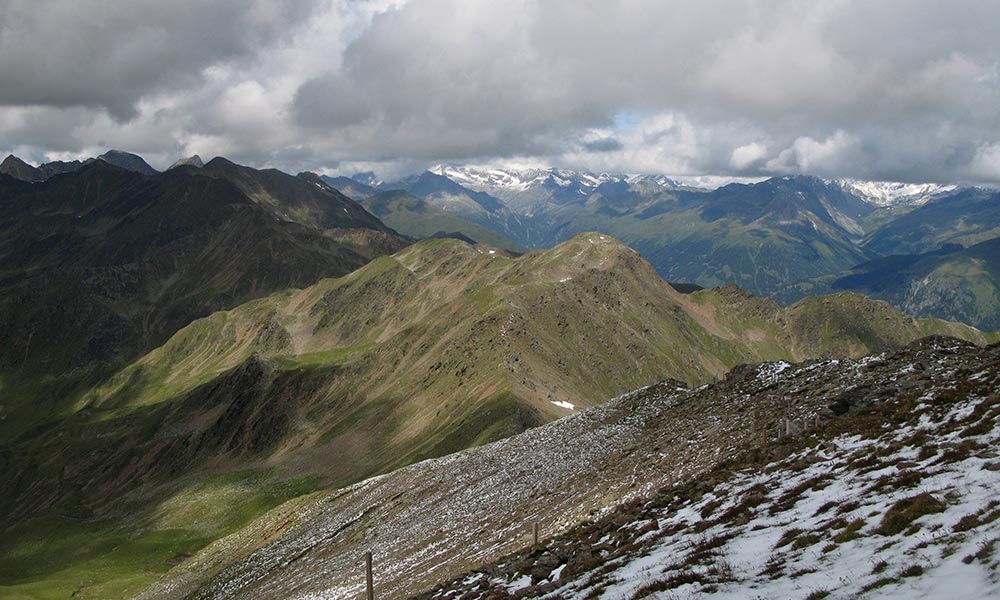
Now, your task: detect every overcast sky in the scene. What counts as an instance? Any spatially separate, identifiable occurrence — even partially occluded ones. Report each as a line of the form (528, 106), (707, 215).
(1, 0), (998, 183)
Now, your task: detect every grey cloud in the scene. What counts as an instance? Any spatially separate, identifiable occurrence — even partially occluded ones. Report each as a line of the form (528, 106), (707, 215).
(290, 0), (615, 159)
(581, 137), (623, 153)
(293, 73), (372, 130)
(0, 0), (320, 119)
(2, 0), (1000, 184)
(283, 0), (1000, 182)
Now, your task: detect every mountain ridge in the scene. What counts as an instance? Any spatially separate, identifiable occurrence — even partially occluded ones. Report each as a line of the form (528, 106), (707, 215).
(132, 335), (1000, 600)
(1, 233), (993, 597)
(413, 337), (1000, 600)
(0, 150), (159, 182)
(779, 236), (1000, 330)
(360, 189), (526, 253)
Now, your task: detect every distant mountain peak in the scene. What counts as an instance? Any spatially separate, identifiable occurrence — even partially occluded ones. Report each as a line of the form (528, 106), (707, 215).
(428, 164), (698, 195)
(168, 154), (204, 170)
(350, 171), (383, 187)
(833, 178), (959, 207)
(430, 164), (633, 193)
(0, 154), (43, 182)
(97, 149), (158, 175)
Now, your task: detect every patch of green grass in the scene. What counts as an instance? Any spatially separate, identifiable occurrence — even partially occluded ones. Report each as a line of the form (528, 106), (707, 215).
(270, 345), (368, 369)
(861, 576), (898, 593)
(833, 519), (866, 543)
(0, 470), (321, 600)
(412, 392), (543, 462)
(876, 493), (945, 536)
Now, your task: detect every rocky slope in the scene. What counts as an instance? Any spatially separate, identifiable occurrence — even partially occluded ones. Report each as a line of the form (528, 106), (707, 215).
(0, 154), (44, 181)
(135, 336), (1000, 600)
(196, 158), (392, 232)
(416, 337), (1000, 600)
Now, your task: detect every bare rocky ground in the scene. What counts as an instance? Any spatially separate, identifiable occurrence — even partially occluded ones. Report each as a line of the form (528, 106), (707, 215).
(415, 336), (1000, 599)
(137, 335), (1000, 599)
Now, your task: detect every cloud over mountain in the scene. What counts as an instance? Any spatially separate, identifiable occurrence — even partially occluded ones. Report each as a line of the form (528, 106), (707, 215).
(1, 0), (999, 184)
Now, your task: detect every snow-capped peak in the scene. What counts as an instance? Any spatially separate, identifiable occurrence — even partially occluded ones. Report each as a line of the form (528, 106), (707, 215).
(834, 179), (959, 207)
(429, 165), (682, 194)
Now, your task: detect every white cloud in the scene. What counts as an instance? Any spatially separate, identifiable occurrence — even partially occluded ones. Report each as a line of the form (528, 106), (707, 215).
(966, 143), (1000, 183)
(729, 143), (769, 171)
(765, 132), (858, 176)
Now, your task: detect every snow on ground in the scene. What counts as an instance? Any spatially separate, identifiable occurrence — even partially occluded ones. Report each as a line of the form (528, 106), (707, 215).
(756, 361), (791, 385)
(427, 357), (1000, 599)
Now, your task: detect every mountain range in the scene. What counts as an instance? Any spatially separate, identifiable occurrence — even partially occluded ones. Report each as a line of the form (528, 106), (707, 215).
(334, 166), (1000, 329)
(1, 149), (159, 181)
(364, 170), (882, 293)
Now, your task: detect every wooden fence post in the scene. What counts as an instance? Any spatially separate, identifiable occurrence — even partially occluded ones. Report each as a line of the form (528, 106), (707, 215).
(365, 550), (374, 600)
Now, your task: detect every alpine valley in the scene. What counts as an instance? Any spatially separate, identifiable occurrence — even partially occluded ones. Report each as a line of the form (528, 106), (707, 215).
(1, 151), (999, 600)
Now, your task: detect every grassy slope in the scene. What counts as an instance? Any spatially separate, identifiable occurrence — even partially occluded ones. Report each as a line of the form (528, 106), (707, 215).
(1, 234), (993, 599)
(863, 187), (1000, 256)
(778, 237), (1000, 331)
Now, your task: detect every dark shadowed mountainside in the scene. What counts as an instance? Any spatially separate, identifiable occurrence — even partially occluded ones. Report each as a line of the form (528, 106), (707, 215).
(0, 160), (406, 441)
